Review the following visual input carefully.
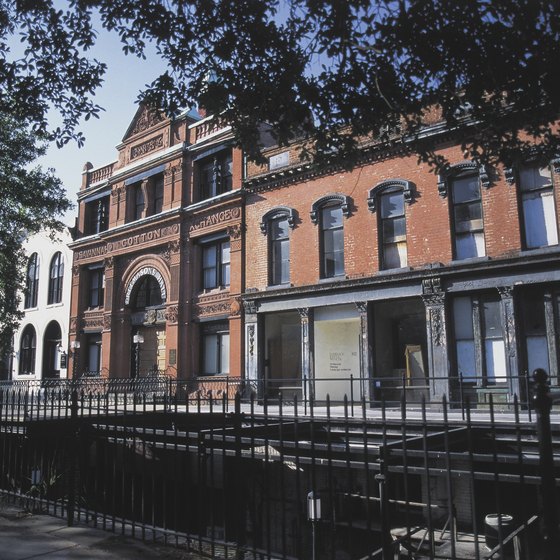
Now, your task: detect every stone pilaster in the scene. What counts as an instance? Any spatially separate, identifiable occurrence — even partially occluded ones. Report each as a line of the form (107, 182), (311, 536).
(298, 307), (314, 399)
(498, 286), (520, 398)
(356, 301), (372, 400)
(422, 278), (450, 402)
(243, 301), (259, 389)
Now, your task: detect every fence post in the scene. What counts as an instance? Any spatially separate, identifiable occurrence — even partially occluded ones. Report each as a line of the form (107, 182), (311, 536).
(66, 389), (79, 527)
(376, 457), (392, 560)
(532, 368), (559, 560)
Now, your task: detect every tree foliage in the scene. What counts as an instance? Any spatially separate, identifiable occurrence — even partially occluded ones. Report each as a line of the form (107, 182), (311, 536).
(0, 112), (70, 356)
(2, 1), (560, 168)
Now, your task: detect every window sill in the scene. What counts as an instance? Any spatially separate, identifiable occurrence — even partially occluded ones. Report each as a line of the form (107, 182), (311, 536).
(318, 275), (346, 284)
(46, 302), (64, 309)
(521, 244), (560, 256)
(266, 283), (292, 291)
(450, 255), (490, 265)
(199, 286), (230, 296)
(377, 266), (412, 276)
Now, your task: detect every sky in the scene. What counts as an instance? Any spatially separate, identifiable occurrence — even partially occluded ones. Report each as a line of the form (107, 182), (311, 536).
(37, 24), (168, 226)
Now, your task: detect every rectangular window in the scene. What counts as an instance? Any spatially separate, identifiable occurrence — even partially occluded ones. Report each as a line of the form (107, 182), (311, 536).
(321, 205), (344, 278)
(453, 294), (506, 385)
(86, 334), (102, 376)
(481, 299), (507, 383)
(380, 190), (407, 269)
(202, 324), (230, 375)
(520, 289), (550, 375)
(519, 165), (558, 248)
(198, 150), (233, 201)
(452, 175), (485, 259)
(84, 196), (109, 235)
(453, 297), (477, 382)
(88, 267), (105, 308)
(152, 174), (164, 215)
(270, 218), (290, 285)
(134, 183), (145, 221)
(202, 239), (230, 290)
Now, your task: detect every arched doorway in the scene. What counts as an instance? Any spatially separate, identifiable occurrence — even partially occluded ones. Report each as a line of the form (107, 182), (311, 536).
(43, 321), (62, 379)
(128, 273), (166, 378)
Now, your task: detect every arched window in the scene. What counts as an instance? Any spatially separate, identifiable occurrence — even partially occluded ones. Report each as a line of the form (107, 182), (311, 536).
(311, 194), (350, 279)
(506, 163), (559, 249)
(439, 162), (489, 260)
(368, 180), (413, 269)
(25, 253), (39, 308)
(48, 252), (64, 304)
(261, 207), (296, 286)
(131, 275), (163, 309)
(19, 325), (36, 375)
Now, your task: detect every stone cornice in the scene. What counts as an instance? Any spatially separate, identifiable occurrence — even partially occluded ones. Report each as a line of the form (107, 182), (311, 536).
(243, 120), (463, 192)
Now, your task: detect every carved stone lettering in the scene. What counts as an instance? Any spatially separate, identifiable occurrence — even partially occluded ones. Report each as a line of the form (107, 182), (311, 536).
(125, 267), (167, 305)
(130, 134), (164, 160)
(189, 207), (242, 232)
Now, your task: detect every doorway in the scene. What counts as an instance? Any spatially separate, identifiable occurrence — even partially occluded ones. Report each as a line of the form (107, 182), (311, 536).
(42, 321), (62, 379)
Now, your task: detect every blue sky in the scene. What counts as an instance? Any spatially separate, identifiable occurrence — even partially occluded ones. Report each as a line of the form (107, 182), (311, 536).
(37, 24), (167, 225)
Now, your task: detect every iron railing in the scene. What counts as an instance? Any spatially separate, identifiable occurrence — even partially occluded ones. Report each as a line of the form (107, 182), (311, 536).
(0, 371), (551, 419)
(0, 371), (558, 559)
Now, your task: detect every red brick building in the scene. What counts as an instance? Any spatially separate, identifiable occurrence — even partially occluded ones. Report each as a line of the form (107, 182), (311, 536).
(69, 107), (244, 380)
(243, 129), (560, 405)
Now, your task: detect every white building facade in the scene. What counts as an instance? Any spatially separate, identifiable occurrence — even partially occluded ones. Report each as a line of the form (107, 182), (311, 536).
(11, 229), (73, 380)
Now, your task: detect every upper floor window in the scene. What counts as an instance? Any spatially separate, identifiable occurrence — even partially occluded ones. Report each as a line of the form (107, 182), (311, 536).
(152, 174), (164, 215)
(518, 165), (558, 249)
(311, 194), (350, 279)
(84, 196), (109, 235)
(48, 252), (64, 305)
(438, 163), (489, 261)
(270, 217), (290, 285)
(24, 253), (39, 309)
(202, 238), (230, 290)
(368, 180), (413, 270)
(134, 183), (145, 221)
(380, 190), (407, 269)
(261, 207), (296, 286)
(19, 324), (36, 375)
(197, 150), (232, 201)
(321, 204), (344, 278)
(451, 174), (485, 259)
(88, 266), (105, 308)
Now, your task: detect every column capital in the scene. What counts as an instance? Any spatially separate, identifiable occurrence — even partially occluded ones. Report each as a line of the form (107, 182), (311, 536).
(497, 285), (514, 299)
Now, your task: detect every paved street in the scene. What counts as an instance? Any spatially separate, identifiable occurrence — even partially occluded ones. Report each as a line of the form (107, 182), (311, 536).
(0, 501), (203, 560)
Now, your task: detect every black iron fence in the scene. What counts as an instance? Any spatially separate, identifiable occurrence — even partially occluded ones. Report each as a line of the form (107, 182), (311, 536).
(0, 371), (548, 417)
(0, 372), (558, 559)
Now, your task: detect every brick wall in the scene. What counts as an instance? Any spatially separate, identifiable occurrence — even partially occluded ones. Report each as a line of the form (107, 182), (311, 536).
(245, 143), (529, 291)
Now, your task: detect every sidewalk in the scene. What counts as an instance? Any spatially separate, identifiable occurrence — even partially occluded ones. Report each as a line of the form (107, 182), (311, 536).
(0, 502), (202, 559)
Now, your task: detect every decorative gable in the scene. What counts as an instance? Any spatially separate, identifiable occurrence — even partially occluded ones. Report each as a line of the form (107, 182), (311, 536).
(122, 104), (165, 142)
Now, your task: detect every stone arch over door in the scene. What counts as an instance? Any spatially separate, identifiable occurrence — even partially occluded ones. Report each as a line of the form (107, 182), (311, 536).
(119, 257), (171, 377)
(118, 257), (170, 310)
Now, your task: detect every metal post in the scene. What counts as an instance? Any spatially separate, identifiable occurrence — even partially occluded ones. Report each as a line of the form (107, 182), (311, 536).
(67, 389), (79, 526)
(532, 368), (559, 560)
(307, 491), (321, 560)
(376, 461), (392, 560)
